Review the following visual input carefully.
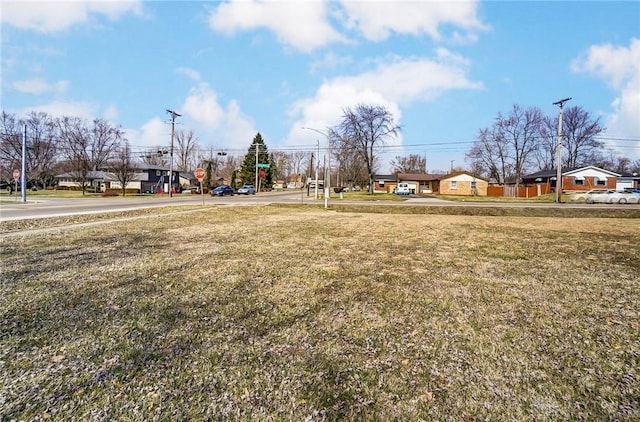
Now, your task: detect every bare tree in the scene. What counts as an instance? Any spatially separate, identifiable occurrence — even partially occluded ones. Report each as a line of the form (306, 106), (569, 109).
(333, 104), (400, 193)
(110, 141), (138, 196)
(23, 112), (59, 188)
(332, 136), (370, 189)
(141, 148), (167, 167)
(289, 151), (307, 175)
(532, 116), (558, 171)
(465, 126), (511, 183)
(270, 151), (291, 181)
(466, 104), (543, 185)
(499, 104), (544, 187)
(58, 117), (123, 195)
(0, 111), (23, 182)
(175, 129), (199, 171)
(562, 106), (605, 168)
(390, 154), (426, 174)
(614, 156), (632, 173)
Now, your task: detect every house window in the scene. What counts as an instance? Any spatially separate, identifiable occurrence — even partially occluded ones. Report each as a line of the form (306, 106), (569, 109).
(379, 181), (384, 187)
(573, 177), (585, 186)
(595, 178), (606, 186)
(451, 181), (457, 190)
(470, 181), (477, 190)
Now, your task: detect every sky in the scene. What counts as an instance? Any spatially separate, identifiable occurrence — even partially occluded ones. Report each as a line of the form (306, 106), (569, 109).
(1, 0), (639, 173)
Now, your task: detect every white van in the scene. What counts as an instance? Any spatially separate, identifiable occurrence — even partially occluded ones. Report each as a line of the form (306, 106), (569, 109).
(395, 183), (410, 195)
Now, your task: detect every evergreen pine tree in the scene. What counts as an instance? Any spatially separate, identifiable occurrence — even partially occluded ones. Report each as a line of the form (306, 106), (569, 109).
(240, 133), (273, 189)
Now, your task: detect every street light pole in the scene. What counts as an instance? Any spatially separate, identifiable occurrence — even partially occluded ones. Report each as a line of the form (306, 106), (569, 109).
(166, 109), (181, 197)
(302, 127), (330, 208)
(315, 139), (319, 199)
(553, 98), (571, 203)
(21, 124), (27, 203)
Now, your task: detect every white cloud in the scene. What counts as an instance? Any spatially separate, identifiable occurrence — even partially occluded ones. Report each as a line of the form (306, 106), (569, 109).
(572, 38), (640, 156)
(209, 0), (347, 52)
(1, 0), (144, 32)
(124, 117), (168, 149)
(208, 0), (486, 52)
(11, 78), (69, 95)
(176, 67), (202, 82)
(103, 104), (119, 121)
(181, 82), (257, 148)
(287, 51), (482, 150)
(16, 100), (98, 119)
(338, 0), (487, 42)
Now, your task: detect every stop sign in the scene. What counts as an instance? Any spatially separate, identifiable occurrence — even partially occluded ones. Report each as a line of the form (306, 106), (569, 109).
(13, 169), (20, 181)
(259, 168), (265, 178)
(194, 167), (205, 181)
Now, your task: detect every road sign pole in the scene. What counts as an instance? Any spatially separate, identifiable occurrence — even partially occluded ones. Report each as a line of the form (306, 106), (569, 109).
(194, 167), (206, 205)
(21, 125), (27, 203)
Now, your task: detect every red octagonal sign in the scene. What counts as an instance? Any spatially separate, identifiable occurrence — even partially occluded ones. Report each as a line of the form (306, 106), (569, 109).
(194, 167), (205, 181)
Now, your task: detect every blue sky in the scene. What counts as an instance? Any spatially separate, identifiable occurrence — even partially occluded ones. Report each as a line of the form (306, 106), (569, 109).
(2, 0), (639, 172)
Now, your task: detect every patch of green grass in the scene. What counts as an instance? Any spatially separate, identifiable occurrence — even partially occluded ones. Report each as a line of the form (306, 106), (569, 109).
(437, 193), (556, 202)
(1, 207), (639, 420)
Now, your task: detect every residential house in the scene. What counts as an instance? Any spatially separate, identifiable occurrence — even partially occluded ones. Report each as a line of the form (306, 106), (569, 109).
(56, 165), (181, 193)
(372, 174), (397, 193)
(438, 172), (488, 196)
(617, 171), (640, 191)
(522, 166), (620, 193)
(396, 173), (443, 194)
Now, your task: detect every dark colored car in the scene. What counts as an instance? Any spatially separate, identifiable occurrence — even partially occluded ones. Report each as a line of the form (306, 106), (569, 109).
(210, 185), (234, 196)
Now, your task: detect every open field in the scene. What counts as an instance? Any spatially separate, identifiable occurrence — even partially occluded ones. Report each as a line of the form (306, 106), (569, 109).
(1, 205), (639, 420)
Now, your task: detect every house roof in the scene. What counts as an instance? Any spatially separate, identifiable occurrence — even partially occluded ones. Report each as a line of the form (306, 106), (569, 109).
(619, 171), (640, 179)
(564, 166), (620, 177)
(440, 171), (489, 182)
(397, 173), (444, 181)
(522, 166), (619, 179)
(55, 170), (108, 179)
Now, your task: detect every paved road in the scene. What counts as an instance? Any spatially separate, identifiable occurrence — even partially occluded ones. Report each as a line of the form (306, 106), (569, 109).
(0, 191), (636, 222)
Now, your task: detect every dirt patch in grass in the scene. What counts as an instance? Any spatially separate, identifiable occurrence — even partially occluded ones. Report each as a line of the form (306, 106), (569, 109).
(1, 206), (638, 420)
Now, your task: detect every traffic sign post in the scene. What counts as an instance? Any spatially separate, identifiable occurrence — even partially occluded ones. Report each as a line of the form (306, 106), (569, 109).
(13, 169), (19, 200)
(194, 167), (205, 205)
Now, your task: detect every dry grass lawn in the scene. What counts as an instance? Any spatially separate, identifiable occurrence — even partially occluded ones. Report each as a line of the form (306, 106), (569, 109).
(1, 205), (639, 420)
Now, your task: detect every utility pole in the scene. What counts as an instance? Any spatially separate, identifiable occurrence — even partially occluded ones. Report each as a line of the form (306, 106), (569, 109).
(166, 109), (181, 197)
(21, 125), (27, 203)
(315, 139), (319, 199)
(254, 143), (259, 192)
(553, 98), (571, 203)
(302, 127), (330, 208)
(450, 160), (454, 173)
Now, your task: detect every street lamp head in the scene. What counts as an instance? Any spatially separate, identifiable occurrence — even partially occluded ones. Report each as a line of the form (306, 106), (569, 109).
(166, 109), (182, 117)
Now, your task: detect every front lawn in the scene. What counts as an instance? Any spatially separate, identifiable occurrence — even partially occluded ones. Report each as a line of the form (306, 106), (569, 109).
(1, 206), (638, 420)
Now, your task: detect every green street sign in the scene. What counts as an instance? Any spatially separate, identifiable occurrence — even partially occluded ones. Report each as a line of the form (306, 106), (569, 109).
(256, 163), (270, 168)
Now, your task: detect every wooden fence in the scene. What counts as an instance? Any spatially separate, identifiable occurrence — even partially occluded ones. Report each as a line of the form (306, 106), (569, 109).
(487, 184), (551, 198)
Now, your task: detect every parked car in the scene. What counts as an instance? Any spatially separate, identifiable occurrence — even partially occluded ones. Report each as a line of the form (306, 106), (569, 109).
(395, 183), (411, 195)
(569, 189), (607, 203)
(583, 189), (628, 204)
(237, 184), (256, 195)
(210, 185), (234, 196)
(620, 191), (640, 204)
(181, 186), (201, 194)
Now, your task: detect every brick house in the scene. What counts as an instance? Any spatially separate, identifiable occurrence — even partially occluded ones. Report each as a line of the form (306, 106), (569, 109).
(438, 172), (488, 196)
(522, 166), (619, 193)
